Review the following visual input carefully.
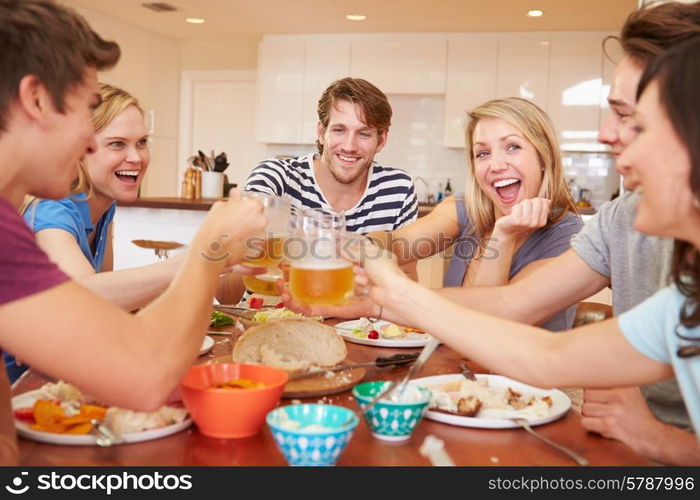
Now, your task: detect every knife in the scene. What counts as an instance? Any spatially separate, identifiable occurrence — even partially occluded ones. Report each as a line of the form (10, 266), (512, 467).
(288, 353), (419, 381)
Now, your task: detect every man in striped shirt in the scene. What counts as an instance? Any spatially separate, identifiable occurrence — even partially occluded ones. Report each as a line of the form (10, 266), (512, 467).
(244, 78), (418, 234)
(215, 78), (418, 304)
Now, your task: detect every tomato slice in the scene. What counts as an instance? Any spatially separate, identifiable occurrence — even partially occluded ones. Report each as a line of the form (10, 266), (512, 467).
(13, 407), (35, 422)
(248, 297), (264, 309)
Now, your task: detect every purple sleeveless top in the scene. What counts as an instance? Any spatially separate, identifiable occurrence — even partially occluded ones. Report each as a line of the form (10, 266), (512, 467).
(443, 197), (583, 331)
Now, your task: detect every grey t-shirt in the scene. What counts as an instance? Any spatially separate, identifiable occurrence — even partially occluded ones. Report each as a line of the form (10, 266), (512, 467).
(444, 198), (584, 331)
(570, 192), (689, 431)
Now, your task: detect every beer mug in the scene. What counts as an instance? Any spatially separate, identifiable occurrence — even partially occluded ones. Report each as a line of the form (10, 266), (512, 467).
(286, 210), (356, 306)
(241, 193), (292, 295)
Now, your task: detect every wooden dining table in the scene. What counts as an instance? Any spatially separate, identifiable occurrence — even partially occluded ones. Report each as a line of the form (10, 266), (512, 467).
(12, 319), (653, 467)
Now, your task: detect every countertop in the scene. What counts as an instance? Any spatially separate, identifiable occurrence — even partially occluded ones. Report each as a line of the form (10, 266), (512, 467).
(119, 197), (437, 218)
(117, 197), (215, 211)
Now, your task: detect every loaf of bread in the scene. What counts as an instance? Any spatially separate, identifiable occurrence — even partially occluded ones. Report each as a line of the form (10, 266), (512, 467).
(232, 318), (346, 373)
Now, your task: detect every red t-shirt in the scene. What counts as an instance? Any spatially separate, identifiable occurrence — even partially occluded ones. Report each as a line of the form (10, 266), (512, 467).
(0, 198), (69, 306)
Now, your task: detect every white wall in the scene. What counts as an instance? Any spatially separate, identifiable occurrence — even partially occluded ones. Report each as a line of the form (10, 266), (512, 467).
(65, 1), (181, 197)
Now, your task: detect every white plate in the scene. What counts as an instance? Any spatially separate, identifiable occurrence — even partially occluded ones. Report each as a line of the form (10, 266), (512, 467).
(410, 374), (571, 429)
(199, 335), (215, 356)
(12, 390), (192, 446)
(335, 319), (431, 348)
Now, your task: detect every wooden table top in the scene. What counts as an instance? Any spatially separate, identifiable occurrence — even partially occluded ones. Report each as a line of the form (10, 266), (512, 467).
(12, 320), (652, 467)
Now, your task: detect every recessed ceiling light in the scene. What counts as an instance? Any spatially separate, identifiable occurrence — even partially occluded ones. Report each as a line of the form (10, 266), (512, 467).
(346, 14), (367, 21)
(186, 17), (205, 24)
(527, 10), (544, 17)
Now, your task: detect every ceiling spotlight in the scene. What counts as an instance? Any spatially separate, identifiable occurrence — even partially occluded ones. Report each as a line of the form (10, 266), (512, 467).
(527, 10), (544, 17)
(186, 17), (205, 24)
(346, 14), (367, 21)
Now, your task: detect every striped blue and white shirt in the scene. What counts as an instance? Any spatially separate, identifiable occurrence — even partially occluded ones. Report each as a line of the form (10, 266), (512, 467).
(244, 154), (417, 234)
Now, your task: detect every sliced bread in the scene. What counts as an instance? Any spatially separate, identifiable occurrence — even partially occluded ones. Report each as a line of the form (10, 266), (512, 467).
(232, 318), (346, 373)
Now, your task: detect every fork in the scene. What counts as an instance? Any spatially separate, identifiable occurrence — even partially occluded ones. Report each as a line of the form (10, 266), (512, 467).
(512, 418), (589, 466)
(459, 363), (477, 381)
(90, 419), (123, 447)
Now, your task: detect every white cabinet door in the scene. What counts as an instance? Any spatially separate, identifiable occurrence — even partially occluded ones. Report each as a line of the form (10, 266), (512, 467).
(256, 40), (305, 143)
(444, 36), (498, 148)
(301, 40), (351, 145)
(179, 70), (262, 191)
(548, 34), (607, 152)
(351, 38), (447, 94)
(496, 36), (550, 108)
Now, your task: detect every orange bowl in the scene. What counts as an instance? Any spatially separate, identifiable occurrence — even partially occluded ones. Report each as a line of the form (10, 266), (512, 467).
(180, 363), (288, 439)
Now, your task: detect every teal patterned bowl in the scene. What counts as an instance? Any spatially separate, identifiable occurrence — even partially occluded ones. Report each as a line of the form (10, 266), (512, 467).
(352, 381), (430, 441)
(266, 404), (359, 466)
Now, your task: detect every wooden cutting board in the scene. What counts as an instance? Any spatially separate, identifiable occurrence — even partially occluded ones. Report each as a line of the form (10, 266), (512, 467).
(283, 361), (366, 399)
(207, 356), (366, 399)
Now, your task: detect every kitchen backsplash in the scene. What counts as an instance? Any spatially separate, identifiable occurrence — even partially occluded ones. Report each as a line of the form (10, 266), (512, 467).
(563, 152), (619, 209)
(262, 95), (619, 209)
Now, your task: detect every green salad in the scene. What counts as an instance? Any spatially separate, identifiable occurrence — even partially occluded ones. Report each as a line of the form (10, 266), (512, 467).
(210, 310), (234, 327)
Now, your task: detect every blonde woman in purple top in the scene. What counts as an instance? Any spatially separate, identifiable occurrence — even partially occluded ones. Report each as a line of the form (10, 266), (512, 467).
(284, 97), (582, 330)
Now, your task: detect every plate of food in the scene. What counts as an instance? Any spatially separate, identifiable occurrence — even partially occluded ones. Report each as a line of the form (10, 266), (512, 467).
(199, 335), (215, 356)
(335, 318), (431, 348)
(410, 374), (571, 429)
(12, 381), (192, 445)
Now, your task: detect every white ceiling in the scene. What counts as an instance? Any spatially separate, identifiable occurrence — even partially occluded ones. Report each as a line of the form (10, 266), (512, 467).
(70, 0), (638, 41)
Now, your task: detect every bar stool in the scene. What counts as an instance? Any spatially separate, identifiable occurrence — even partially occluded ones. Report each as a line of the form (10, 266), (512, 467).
(132, 239), (184, 263)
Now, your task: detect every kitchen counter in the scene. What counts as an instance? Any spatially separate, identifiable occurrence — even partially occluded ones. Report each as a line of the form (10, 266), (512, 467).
(120, 197), (437, 217)
(117, 197), (215, 211)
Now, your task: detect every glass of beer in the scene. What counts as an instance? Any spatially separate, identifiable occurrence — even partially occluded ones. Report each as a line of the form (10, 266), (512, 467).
(241, 193), (292, 295)
(287, 210), (357, 306)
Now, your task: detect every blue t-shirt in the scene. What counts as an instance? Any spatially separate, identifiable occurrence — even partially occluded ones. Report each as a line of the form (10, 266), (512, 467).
(618, 286), (700, 436)
(23, 192), (115, 272)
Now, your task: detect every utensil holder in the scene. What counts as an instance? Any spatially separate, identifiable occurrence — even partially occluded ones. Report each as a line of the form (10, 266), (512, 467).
(201, 171), (224, 199)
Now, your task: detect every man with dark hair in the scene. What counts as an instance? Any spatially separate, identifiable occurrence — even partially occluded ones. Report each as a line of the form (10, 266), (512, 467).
(0, 0), (266, 464)
(245, 78), (417, 233)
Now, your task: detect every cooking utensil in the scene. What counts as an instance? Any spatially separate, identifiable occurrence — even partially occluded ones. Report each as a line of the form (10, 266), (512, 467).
(198, 150), (211, 171)
(360, 336), (441, 416)
(214, 152), (229, 173)
(289, 353), (419, 381)
(512, 418), (589, 466)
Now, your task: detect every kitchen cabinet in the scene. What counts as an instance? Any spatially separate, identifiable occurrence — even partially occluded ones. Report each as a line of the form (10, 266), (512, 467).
(547, 34), (608, 152)
(255, 32), (613, 150)
(256, 40), (305, 144)
(496, 35), (550, 110)
(444, 32), (611, 149)
(350, 37), (447, 94)
(257, 39), (350, 144)
(301, 40), (351, 144)
(443, 36), (498, 148)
